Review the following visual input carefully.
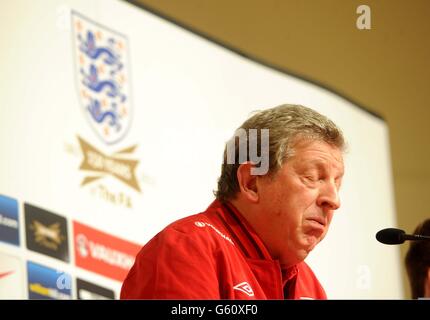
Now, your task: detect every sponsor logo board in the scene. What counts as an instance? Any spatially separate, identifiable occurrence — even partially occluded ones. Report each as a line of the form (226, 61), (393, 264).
(27, 261), (71, 300)
(0, 253), (25, 299)
(73, 221), (140, 282)
(76, 278), (115, 299)
(0, 194), (20, 246)
(24, 203), (69, 262)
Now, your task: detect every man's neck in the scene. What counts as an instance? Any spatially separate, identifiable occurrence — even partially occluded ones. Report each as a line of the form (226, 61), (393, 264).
(228, 197), (301, 267)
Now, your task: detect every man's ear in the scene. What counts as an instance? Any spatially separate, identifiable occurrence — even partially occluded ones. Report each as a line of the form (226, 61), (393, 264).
(236, 162), (259, 203)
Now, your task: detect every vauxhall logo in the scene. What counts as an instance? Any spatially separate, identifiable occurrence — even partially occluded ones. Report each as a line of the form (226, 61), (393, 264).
(75, 233), (135, 270)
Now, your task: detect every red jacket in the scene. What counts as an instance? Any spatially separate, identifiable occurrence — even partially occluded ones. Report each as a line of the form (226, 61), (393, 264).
(121, 200), (327, 299)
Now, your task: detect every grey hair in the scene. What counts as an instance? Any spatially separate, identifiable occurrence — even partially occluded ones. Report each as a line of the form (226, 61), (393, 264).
(214, 104), (346, 202)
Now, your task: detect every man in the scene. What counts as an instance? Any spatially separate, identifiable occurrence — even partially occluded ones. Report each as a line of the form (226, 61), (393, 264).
(121, 104), (345, 299)
(405, 219), (430, 299)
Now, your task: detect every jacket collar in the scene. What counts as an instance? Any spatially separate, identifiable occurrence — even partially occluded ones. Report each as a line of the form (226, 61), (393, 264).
(209, 200), (273, 261)
(208, 200), (301, 298)
(209, 200), (298, 284)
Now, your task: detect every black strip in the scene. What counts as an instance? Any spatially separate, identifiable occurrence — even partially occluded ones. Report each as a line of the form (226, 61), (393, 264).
(215, 210), (251, 259)
(223, 203), (265, 260)
(124, 0), (384, 121)
(2, 300), (426, 317)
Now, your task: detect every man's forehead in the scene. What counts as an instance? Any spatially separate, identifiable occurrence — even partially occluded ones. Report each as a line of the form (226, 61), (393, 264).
(290, 141), (344, 170)
(293, 140), (343, 156)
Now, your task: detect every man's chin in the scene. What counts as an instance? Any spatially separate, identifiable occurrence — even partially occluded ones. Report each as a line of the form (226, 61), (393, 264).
(302, 236), (321, 252)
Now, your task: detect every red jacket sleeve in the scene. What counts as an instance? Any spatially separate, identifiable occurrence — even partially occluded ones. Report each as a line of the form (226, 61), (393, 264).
(120, 226), (221, 299)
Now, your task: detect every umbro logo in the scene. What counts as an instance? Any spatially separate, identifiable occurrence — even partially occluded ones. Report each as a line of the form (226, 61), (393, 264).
(233, 281), (254, 297)
(194, 222), (206, 228)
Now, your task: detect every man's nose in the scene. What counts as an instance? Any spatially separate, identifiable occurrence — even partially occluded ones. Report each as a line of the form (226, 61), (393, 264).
(317, 181), (341, 210)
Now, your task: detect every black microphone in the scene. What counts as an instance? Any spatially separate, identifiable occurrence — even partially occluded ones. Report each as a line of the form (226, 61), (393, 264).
(376, 228), (430, 245)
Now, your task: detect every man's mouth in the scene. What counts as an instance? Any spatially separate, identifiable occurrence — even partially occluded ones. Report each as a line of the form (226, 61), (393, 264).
(307, 216), (326, 227)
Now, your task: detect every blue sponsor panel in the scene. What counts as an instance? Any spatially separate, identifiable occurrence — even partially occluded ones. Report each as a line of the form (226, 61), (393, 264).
(27, 261), (71, 299)
(0, 194), (19, 246)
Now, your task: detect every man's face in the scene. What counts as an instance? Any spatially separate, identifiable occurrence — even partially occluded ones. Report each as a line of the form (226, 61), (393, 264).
(256, 139), (344, 266)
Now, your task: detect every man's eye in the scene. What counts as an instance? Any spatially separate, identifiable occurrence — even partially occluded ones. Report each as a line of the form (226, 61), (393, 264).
(305, 175), (318, 182)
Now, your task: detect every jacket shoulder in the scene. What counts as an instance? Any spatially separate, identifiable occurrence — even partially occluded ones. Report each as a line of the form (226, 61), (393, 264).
(159, 210), (234, 248)
(120, 210), (229, 299)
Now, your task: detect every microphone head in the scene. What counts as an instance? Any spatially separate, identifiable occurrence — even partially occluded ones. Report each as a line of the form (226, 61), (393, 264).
(376, 228), (406, 245)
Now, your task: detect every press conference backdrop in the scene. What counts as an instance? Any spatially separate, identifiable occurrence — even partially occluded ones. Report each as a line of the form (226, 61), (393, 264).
(0, 0), (403, 299)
